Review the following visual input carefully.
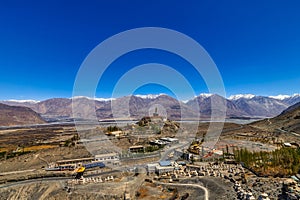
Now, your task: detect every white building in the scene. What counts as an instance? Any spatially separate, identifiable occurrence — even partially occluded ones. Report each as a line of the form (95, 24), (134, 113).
(283, 142), (292, 147)
(147, 161), (175, 175)
(147, 163), (159, 173)
(155, 165), (174, 175)
(160, 137), (179, 144)
(95, 153), (120, 165)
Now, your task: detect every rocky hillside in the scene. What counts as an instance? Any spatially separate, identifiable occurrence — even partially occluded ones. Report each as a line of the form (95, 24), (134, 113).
(136, 116), (180, 136)
(252, 102), (300, 133)
(0, 103), (45, 126)
(230, 96), (288, 117)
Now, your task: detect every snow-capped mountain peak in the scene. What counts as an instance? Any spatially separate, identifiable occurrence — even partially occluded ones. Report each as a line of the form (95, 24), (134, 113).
(181, 100), (189, 103)
(71, 96), (115, 101)
(269, 94), (300, 100)
(7, 99), (40, 103)
(229, 94), (255, 100)
(134, 93), (165, 99)
(269, 95), (291, 100)
(72, 96), (92, 100)
(198, 93), (214, 98)
(94, 97), (116, 101)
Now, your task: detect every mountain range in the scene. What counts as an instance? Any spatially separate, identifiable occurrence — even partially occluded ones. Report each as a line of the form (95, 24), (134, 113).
(1, 94), (300, 121)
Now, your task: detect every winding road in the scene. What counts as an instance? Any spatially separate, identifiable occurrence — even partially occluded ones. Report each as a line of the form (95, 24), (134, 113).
(276, 128), (300, 137)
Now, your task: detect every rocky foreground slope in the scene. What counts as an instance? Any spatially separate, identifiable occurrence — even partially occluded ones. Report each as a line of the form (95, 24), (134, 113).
(252, 102), (300, 133)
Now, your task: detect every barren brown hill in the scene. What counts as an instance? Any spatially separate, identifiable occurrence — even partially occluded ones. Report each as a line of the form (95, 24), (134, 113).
(0, 103), (45, 126)
(252, 102), (300, 134)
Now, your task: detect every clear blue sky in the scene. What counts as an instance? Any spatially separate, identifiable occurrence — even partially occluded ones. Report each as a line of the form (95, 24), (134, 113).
(0, 0), (299, 100)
